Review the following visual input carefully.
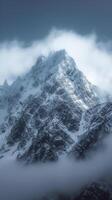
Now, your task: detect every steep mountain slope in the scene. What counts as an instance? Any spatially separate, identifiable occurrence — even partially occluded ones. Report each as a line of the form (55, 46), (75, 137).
(0, 50), (99, 162)
(65, 102), (112, 200)
(70, 102), (112, 159)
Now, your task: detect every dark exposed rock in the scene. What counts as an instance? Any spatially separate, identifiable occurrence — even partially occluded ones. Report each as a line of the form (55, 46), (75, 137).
(7, 115), (27, 145)
(74, 183), (112, 200)
(70, 103), (112, 159)
(18, 126), (73, 163)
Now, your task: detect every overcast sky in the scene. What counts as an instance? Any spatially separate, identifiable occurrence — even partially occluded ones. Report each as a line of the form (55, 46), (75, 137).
(0, 0), (112, 91)
(0, 0), (112, 42)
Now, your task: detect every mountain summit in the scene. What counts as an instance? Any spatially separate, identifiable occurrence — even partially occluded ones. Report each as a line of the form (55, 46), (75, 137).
(0, 50), (99, 162)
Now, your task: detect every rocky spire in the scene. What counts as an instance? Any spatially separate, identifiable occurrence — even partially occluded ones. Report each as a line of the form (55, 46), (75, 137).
(3, 80), (9, 89)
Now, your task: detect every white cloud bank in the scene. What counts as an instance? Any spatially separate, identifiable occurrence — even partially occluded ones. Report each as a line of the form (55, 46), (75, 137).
(0, 29), (112, 92)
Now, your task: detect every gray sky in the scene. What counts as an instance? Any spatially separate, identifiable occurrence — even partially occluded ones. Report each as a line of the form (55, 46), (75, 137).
(0, 0), (112, 90)
(0, 0), (112, 42)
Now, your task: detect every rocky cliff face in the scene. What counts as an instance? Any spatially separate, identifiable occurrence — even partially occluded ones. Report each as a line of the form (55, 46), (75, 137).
(70, 102), (112, 159)
(0, 50), (99, 163)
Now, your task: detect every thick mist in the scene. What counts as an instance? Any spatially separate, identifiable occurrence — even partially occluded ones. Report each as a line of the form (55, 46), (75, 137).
(0, 134), (112, 200)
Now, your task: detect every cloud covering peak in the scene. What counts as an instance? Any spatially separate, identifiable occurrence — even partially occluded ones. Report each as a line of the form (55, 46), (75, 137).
(0, 29), (112, 92)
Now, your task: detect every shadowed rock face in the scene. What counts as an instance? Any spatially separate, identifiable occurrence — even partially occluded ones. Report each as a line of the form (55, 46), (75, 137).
(70, 103), (112, 159)
(17, 129), (73, 163)
(74, 183), (111, 200)
(7, 86), (81, 162)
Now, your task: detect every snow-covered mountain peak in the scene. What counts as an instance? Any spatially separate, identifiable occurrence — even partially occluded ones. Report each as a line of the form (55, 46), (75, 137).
(0, 50), (99, 113)
(27, 50), (98, 109)
(30, 50), (76, 79)
(0, 49), (101, 163)
(47, 49), (72, 64)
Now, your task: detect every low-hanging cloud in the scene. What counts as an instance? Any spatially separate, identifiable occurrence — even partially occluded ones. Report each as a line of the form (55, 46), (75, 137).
(0, 29), (112, 92)
(0, 134), (112, 200)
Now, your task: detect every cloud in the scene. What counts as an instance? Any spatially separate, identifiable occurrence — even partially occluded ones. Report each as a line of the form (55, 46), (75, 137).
(0, 29), (112, 92)
(0, 134), (112, 200)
